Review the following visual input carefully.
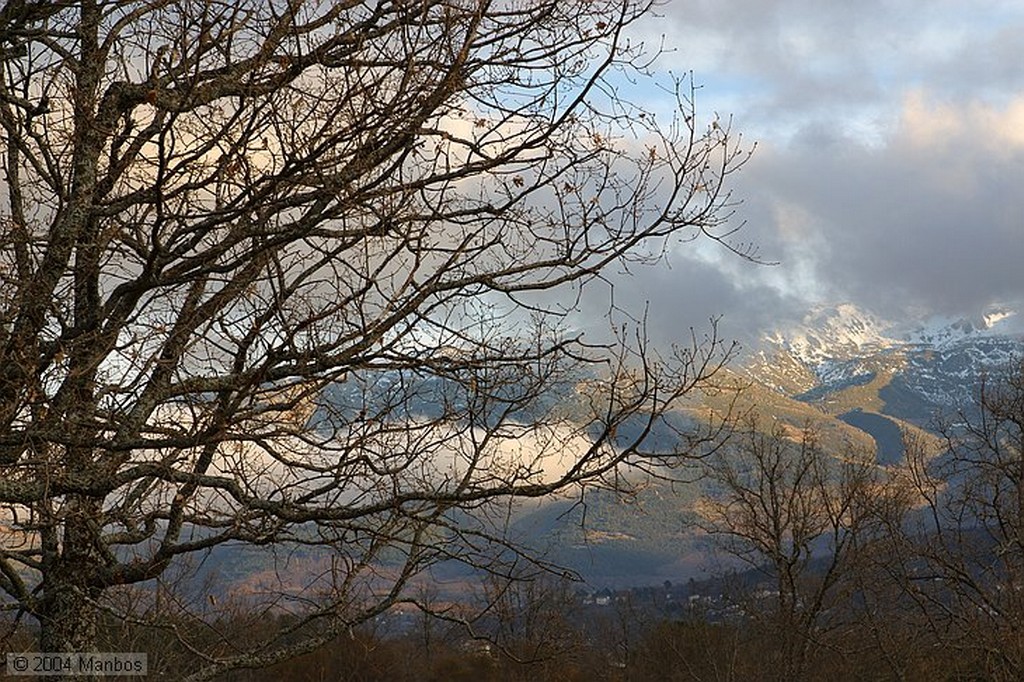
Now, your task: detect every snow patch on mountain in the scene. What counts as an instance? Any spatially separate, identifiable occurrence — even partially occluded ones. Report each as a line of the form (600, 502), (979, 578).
(767, 304), (899, 370)
(894, 335), (1023, 407)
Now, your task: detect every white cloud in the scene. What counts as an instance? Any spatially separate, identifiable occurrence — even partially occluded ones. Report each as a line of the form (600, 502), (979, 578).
(899, 89), (1024, 152)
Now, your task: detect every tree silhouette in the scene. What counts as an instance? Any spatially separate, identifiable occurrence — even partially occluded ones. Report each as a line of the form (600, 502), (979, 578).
(0, 1), (747, 674)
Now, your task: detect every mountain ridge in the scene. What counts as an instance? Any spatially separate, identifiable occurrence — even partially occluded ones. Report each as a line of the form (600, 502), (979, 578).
(748, 303), (1023, 422)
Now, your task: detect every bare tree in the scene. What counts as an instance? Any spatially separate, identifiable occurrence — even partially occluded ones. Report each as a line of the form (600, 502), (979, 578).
(884, 362), (1024, 681)
(699, 418), (881, 681)
(0, 0), (747, 675)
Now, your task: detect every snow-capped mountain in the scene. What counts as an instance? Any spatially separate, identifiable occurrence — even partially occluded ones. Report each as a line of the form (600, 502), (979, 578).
(767, 304), (1019, 370)
(766, 303), (897, 368)
(752, 304), (1023, 420)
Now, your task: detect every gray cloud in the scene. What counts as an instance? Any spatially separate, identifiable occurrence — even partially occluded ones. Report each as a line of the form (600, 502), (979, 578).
(741, 122), (1024, 319)
(606, 0), (1024, 343)
(566, 244), (809, 356)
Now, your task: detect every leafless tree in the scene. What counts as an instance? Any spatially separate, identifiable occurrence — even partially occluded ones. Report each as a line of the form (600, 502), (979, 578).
(884, 362), (1024, 681)
(699, 418), (881, 681)
(0, 0), (748, 675)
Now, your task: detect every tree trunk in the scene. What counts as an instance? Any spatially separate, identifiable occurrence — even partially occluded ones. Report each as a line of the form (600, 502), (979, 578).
(38, 505), (103, 654)
(39, 575), (100, 654)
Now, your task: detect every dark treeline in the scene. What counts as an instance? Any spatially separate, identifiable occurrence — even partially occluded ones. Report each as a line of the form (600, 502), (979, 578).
(0, 578), (993, 681)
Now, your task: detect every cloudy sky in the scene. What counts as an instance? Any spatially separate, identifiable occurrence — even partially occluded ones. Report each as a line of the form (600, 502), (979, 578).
(597, 0), (1024, 347)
